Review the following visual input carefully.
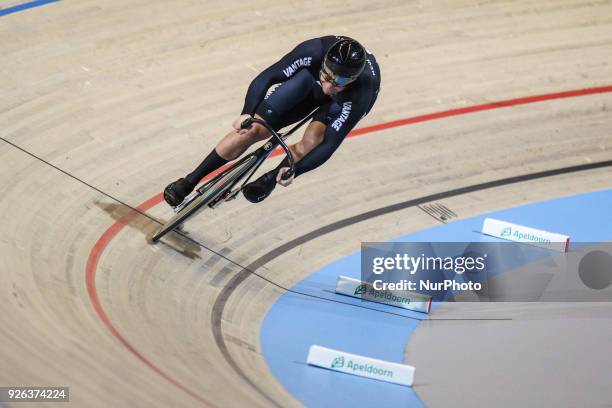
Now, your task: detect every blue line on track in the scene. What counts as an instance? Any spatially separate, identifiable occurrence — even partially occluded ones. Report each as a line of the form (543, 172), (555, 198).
(0, 0), (59, 17)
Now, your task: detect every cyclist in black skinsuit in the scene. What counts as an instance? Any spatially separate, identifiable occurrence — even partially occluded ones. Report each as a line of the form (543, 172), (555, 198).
(164, 35), (381, 206)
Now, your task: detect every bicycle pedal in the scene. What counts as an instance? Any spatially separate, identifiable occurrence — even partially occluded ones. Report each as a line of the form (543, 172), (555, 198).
(173, 190), (200, 213)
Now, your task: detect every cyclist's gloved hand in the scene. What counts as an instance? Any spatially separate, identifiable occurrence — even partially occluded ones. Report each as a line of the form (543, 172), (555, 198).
(277, 167), (294, 187)
(233, 114), (252, 135)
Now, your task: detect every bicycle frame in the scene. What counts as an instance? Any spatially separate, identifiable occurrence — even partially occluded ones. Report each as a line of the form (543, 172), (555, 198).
(203, 114), (314, 207)
(151, 113), (314, 242)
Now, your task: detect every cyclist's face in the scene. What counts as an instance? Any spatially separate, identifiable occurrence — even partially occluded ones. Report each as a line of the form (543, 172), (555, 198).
(319, 71), (345, 95)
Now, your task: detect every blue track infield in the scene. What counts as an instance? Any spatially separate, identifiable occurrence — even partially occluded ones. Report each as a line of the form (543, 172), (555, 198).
(260, 189), (612, 408)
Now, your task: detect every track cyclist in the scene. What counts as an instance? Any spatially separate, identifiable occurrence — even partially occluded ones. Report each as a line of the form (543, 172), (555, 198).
(163, 35), (381, 206)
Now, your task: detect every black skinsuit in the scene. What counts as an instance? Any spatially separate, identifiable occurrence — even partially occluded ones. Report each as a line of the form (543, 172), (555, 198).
(242, 35), (381, 177)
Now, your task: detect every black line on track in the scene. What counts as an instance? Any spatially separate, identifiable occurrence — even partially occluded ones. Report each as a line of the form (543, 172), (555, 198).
(1, 136), (325, 406)
(0, 136), (161, 223)
(4, 137), (611, 406)
(211, 159), (612, 405)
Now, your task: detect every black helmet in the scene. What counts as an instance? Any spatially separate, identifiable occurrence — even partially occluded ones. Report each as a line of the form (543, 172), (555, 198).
(321, 38), (366, 87)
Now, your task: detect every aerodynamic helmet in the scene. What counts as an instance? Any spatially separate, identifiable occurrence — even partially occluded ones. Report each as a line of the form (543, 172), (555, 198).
(321, 38), (366, 87)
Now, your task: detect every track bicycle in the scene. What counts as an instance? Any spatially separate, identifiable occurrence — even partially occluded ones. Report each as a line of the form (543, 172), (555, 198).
(151, 114), (313, 243)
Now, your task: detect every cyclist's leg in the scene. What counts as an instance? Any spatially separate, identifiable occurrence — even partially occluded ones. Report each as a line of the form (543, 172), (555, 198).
(186, 69), (318, 184)
(164, 120), (270, 206)
(251, 68), (319, 131)
(165, 71), (318, 206)
(167, 70), (320, 207)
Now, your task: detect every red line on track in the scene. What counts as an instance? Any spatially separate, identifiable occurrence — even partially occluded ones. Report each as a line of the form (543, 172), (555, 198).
(85, 85), (612, 406)
(350, 85), (612, 136)
(85, 198), (220, 408)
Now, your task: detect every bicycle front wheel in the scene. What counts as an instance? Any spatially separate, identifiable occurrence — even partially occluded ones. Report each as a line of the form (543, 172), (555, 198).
(151, 155), (257, 242)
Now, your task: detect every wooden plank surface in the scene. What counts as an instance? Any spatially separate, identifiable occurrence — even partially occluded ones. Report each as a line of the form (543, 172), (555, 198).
(1, 0), (610, 406)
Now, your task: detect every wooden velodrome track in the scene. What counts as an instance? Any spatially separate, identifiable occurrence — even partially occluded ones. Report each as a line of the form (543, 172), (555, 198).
(1, 0), (611, 407)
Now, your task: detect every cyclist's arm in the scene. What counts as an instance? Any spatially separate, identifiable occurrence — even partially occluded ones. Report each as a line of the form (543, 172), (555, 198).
(241, 38), (322, 116)
(291, 99), (369, 177)
(287, 122), (325, 162)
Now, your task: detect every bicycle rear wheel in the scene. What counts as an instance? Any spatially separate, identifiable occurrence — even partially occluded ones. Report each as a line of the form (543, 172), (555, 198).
(151, 155), (257, 242)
